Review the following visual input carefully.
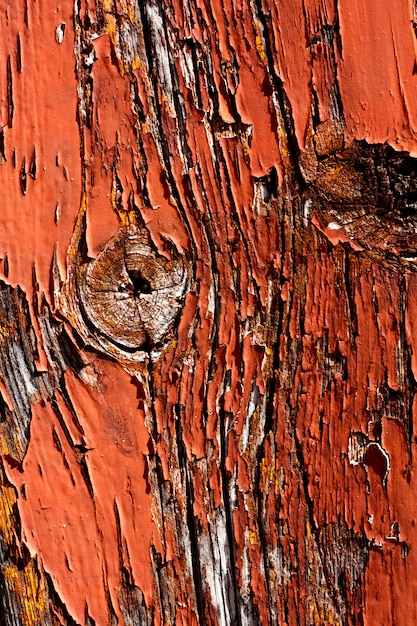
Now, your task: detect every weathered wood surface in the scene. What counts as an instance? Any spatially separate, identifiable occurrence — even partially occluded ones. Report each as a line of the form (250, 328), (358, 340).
(1, 0), (417, 624)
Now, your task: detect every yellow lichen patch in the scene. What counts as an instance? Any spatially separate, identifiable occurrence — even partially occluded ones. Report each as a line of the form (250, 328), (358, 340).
(251, 18), (267, 65)
(101, 0), (113, 11)
(255, 34), (267, 65)
(308, 600), (340, 626)
(274, 465), (284, 496)
(249, 529), (258, 545)
(0, 462), (50, 625)
(306, 527), (344, 626)
(125, 0), (138, 24)
(0, 478), (16, 546)
(103, 0), (137, 23)
(131, 57), (141, 71)
(0, 431), (25, 464)
(101, 0), (140, 76)
(158, 337), (178, 361)
(260, 455), (275, 485)
(101, 11), (122, 73)
(0, 307), (16, 339)
(104, 13), (118, 47)
(0, 434), (10, 457)
(160, 92), (172, 115)
(0, 323), (13, 337)
(111, 179), (136, 227)
(278, 123), (289, 156)
(3, 562), (49, 626)
(84, 83), (92, 115)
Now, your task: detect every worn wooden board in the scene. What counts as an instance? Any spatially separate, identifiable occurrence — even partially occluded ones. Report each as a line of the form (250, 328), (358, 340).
(0, 0), (417, 624)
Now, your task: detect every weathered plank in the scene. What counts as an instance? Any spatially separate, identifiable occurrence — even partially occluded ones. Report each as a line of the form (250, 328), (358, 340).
(0, 0), (416, 624)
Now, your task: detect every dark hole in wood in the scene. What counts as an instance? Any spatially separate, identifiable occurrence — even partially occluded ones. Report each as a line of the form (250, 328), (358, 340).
(127, 269), (152, 296)
(363, 443), (387, 481)
(407, 190), (417, 206)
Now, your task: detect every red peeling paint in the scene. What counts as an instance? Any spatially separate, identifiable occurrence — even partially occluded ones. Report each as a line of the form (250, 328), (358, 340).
(2, 0), (417, 623)
(5, 360), (163, 624)
(0, 2), (81, 292)
(338, 0), (417, 152)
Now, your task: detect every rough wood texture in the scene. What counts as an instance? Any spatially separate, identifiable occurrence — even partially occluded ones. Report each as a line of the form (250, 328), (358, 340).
(1, 0), (417, 624)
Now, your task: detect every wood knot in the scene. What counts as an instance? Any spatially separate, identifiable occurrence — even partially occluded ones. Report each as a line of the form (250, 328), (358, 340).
(306, 140), (417, 270)
(56, 220), (190, 367)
